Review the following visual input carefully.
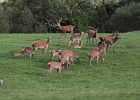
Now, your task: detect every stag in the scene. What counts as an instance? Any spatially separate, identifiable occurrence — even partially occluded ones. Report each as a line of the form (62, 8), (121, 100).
(98, 32), (121, 53)
(56, 18), (75, 38)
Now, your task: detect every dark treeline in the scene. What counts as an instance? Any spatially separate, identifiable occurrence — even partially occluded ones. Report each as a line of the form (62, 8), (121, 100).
(0, 0), (140, 33)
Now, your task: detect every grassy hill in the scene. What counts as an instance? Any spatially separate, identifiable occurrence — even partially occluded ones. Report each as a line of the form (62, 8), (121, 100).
(0, 31), (139, 100)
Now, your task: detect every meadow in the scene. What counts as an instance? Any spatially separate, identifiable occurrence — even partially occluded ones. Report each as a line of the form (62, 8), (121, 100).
(0, 31), (140, 100)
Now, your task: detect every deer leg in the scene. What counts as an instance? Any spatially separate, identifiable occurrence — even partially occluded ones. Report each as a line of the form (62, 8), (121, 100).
(24, 55), (26, 60)
(48, 67), (53, 77)
(112, 45), (115, 53)
(89, 56), (93, 66)
(69, 40), (73, 46)
(59, 68), (62, 76)
(104, 51), (107, 57)
(96, 57), (99, 65)
(70, 57), (74, 65)
(61, 32), (64, 38)
(55, 69), (59, 76)
(106, 43), (109, 50)
(64, 31), (66, 38)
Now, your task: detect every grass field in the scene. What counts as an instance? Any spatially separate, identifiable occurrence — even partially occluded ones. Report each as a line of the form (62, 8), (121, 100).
(0, 31), (140, 100)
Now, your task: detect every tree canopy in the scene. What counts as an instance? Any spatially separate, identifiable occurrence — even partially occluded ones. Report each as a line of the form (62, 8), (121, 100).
(0, 0), (139, 33)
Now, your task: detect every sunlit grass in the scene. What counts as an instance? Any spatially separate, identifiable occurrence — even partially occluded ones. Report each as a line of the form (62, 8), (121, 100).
(0, 31), (140, 100)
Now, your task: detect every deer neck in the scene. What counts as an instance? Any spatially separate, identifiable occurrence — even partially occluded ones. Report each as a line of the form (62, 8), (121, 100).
(113, 37), (118, 43)
(47, 39), (51, 44)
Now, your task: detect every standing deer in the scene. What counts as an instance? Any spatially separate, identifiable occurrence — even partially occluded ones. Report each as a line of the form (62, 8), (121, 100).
(97, 41), (107, 57)
(69, 31), (84, 46)
(47, 61), (69, 76)
(32, 36), (51, 55)
(87, 28), (98, 45)
(56, 18), (75, 38)
(88, 50), (104, 66)
(22, 47), (35, 59)
(98, 32), (121, 53)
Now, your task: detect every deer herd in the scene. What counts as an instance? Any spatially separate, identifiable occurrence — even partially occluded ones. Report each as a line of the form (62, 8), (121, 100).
(14, 19), (121, 76)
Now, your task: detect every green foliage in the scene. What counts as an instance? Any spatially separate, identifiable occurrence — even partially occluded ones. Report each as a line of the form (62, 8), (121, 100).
(110, 2), (140, 32)
(0, 0), (140, 33)
(0, 5), (9, 33)
(0, 31), (140, 99)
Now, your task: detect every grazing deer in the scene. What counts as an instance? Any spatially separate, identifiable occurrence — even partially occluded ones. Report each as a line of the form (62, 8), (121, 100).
(87, 28), (98, 44)
(56, 18), (74, 38)
(72, 41), (83, 49)
(69, 31), (84, 46)
(0, 78), (3, 86)
(14, 51), (27, 60)
(98, 32), (121, 53)
(47, 61), (69, 76)
(22, 47), (35, 59)
(50, 50), (60, 61)
(97, 41), (107, 57)
(32, 36), (51, 55)
(58, 50), (79, 65)
(88, 50), (104, 66)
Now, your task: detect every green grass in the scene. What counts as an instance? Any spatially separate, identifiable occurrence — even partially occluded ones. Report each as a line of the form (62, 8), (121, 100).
(0, 32), (140, 100)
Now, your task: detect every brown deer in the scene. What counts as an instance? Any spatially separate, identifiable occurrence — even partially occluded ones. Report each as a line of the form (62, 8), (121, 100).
(32, 36), (51, 55)
(22, 47), (35, 59)
(56, 18), (74, 38)
(97, 41), (107, 57)
(88, 50), (104, 66)
(50, 49), (79, 63)
(47, 61), (69, 76)
(98, 32), (121, 53)
(87, 28), (98, 44)
(72, 41), (83, 49)
(14, 51), (27, 60)
(69, 31), (84, 46)
(50, 49), (60, 61)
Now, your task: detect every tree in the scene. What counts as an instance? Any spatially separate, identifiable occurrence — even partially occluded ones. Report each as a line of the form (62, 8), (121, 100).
(0, 4), (9, 33)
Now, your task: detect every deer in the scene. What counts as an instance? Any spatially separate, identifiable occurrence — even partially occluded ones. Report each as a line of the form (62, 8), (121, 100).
(98, 32), (121, 53)
(0, 78), (3, 86)
(47, 61), (69, 76)
(50, 50), (60, 61)
(58, 54), (71, 68)
(32, 36), (51, 55)
(56, 18), (75, 38)
(72, 41), (83, 49)
(88, 50), (105, 66)
(14, 51), (27, 60)
(69, 31), (84, 46)
(50, 49), (79, 64)
(58, 51), (79, 67)
(97, 41), (107, 57)
(87, 28), (98, 45)
(22, 47), (35, 59)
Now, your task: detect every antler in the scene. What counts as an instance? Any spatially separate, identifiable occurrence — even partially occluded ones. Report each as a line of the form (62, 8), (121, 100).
(59, 18), (63, 23)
